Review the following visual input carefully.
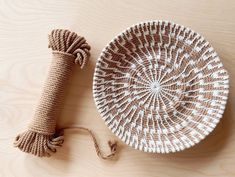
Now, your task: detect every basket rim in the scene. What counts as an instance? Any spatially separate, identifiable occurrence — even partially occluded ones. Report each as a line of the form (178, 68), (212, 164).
(92, 20), (230, 153)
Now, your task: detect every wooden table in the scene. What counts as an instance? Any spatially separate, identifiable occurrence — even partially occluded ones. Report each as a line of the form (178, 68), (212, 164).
(0, 0), (235, 176)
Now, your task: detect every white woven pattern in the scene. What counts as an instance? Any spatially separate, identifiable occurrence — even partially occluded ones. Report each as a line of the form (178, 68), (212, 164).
(93, 21), (229, 153)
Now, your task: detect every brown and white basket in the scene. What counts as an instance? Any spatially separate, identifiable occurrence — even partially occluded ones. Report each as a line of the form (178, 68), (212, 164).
(93, 21), (229, 153)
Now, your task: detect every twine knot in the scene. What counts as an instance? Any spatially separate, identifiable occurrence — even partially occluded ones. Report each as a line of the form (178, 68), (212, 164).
(48, 29), (90, 68)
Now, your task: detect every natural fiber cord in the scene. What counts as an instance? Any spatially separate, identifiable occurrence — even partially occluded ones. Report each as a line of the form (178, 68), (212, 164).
(61, 126), (117, 160)
(14, 29), (117, 159)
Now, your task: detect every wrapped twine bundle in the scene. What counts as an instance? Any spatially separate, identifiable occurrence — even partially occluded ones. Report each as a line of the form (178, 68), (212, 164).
(14, 29), (117, 159)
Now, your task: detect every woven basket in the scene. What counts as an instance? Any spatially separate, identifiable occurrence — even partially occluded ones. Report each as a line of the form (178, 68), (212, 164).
(93, 21), (229, 153)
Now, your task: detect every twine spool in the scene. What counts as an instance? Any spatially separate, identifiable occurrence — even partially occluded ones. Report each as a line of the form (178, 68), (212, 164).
(93, 21), (229, 153)
(14, 29), (117, 159)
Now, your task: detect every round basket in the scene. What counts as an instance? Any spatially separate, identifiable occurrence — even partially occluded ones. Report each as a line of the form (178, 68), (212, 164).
(93, 21), (229, 153)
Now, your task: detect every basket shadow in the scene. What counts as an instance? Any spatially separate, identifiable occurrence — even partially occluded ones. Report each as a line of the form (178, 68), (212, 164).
(146, 95), (233, 167)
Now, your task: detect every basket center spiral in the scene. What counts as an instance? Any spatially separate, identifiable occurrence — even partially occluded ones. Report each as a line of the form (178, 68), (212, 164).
(128, 58), (185, 114)
(149, 81), (161, 94)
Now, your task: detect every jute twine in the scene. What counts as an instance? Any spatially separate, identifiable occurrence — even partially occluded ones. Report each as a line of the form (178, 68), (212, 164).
(14, 29), (117, 159)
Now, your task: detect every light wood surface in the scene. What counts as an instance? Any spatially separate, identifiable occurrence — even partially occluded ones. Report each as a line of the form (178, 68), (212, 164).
(0, 0), (235, 176)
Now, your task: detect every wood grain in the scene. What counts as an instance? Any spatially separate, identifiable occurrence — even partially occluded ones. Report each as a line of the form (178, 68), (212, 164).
(0, 0), (235, 177)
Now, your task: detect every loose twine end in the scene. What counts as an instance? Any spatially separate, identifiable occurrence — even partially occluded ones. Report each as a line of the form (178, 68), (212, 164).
(61, 126), (118, 160)
(14, 128), (117, 159)
(107, 140), (118, 159)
